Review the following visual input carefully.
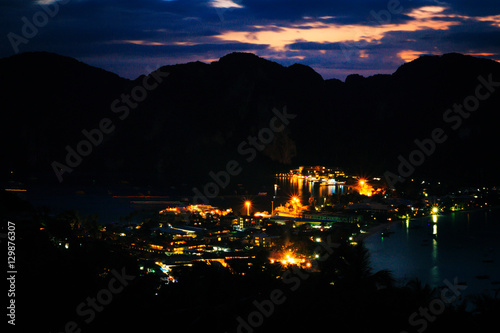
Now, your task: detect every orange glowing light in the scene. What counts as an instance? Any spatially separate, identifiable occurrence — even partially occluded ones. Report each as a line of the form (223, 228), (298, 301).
(357, 178), (373, 197)
(245, 201), (251, 215)
(269, 249), (313, 268)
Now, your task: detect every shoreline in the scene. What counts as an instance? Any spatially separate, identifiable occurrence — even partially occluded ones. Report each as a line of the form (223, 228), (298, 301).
(354, 206), (500, 243)
(355, 220), (400, 242)
(360, 208), (500, 297)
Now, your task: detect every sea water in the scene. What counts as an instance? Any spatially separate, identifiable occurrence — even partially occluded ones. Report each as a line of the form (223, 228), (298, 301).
(365, 208), (500, 297)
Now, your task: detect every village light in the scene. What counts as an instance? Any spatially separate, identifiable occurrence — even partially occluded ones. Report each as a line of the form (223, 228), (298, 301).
(245, 201), (251, 216)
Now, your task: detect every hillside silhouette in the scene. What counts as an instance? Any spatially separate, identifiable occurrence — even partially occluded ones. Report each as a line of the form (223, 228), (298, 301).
(1, 52), (500, 188)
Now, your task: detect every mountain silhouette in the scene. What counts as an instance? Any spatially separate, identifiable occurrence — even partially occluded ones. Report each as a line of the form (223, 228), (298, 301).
(1, 51), (499, 189)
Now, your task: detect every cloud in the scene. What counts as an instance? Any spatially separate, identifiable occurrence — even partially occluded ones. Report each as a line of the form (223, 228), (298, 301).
(209, 0), (243, 9)
(214, 5), (460, 53)
(1, 0), (500, 81)
(443, 0), (500, 17)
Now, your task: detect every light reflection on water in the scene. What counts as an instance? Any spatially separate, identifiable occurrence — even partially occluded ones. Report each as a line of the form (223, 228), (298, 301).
(365, 208), (500, 297)
(275, 176), (347, 204)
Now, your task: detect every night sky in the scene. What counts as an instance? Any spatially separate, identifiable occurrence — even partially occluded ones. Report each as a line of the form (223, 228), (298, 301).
(1, 0), (500, 80)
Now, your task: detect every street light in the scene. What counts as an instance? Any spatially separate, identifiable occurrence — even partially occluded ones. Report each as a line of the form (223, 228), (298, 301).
(245, 201), (251, 216)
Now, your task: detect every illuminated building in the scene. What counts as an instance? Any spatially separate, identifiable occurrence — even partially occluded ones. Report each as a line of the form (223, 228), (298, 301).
(220, 214), (240, 228)
(274, 196), (305, 217)
(251, 233), (278, 248)
(235, 216), (261, 231)
(301, 211), (362, 223)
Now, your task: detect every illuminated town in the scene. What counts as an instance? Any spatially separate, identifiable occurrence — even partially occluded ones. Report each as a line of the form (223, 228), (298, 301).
(43, 166), (497, 284)
(4, 9), (500, 329)
(4, 164), (499, 333)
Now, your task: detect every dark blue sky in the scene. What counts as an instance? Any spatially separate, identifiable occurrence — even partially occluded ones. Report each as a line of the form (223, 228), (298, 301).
(2, 0), (500, 80)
